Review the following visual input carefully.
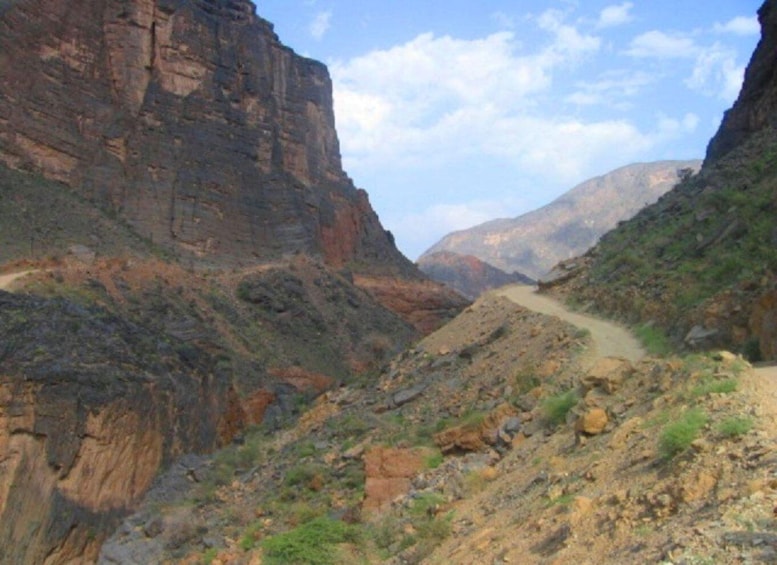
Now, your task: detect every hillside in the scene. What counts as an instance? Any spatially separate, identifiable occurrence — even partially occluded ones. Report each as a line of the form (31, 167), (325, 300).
(97, 287), (777, 564)
(545, 1), (777, 361)
(422, 160), (701, 280)
(417, 251), (533, 300)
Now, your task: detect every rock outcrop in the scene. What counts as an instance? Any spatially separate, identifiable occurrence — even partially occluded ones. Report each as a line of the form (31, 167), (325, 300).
(417, 251), (534, 300)
(0, 0), (409, 272)
(706, 1), (777, 161)
(0, 290), (239, 564)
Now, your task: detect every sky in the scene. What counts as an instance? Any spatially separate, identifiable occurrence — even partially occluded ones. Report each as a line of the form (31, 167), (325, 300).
(257, 1), (763, 260)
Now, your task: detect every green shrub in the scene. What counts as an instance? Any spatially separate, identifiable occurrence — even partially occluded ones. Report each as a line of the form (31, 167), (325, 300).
(659, 408), (708, 459)
(542, 390), (578, 427)
(262, 516), (358, 565)
(202, 547), (218, 564)
(690, 378), (737, 398)
(716, 416), (753, 438)
(424, 450), (444, 469)
(635, 324), (672, 356)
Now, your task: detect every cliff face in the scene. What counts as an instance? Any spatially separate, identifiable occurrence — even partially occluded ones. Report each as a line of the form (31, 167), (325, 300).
(0, 0), (407, 270)
(0, 290), (239, 563)
(706, 0), (777, 162)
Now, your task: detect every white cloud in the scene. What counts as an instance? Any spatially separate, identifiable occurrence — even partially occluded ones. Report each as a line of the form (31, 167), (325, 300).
(537, 9), (602, 61)
(714, 16), (759, 36)
(309, 10), (331, 40)
(566, 70), (653, 107)
(687, 43), (745, 101)
(597, 2), (634, 29)
(625, 30), (697, 58)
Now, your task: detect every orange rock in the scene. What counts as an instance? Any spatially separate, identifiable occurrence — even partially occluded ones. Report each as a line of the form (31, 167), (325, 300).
(576, 408), (609, 435)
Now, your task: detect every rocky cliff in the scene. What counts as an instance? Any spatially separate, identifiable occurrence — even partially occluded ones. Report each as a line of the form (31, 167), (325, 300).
(0, 289), (239, 563)
(421, 161), (701, 280)
(706, 0), (777, 162)
(0, 0), (408, 272)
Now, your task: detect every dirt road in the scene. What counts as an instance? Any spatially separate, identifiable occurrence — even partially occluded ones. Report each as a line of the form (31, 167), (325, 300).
(498, 284), (645, 363)
(0, 270), (34, 291)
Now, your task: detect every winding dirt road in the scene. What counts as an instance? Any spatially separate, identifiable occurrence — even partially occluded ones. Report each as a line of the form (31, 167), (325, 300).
(498, 284), (645, 363)
(498, 285), (777, 426)
(0, 270), (34, 291)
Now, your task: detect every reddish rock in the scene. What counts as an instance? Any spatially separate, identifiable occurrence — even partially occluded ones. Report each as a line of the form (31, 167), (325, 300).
(241, 389), (275, 427)
(417, 251), (534, 300)
(362, 447), (428, 513)
(353, 274), (470, 334)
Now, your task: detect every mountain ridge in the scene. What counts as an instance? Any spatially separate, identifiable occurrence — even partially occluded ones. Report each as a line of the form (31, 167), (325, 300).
(422, 159), (701, 280)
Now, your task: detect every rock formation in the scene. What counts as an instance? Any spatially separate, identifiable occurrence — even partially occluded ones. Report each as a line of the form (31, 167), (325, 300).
(0, 290), (239, 563)
(0, 0), (408, 272)
(0, 2), (469, 562)
(706, 0), (777, 161)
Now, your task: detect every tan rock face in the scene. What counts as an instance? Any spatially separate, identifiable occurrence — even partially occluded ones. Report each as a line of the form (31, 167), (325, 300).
(0, 291), (241, 564)
(575, 408), (608, 435)
(0, 0), (410, 272)
(581, 357), (633, 394)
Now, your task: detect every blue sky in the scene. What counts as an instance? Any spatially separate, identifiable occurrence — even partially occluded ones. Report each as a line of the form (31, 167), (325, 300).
(257, 1), (762, 260)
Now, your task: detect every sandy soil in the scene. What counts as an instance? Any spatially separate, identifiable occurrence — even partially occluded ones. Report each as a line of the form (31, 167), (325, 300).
(498, 284), (645, 363)
(0, 270), (34, 291)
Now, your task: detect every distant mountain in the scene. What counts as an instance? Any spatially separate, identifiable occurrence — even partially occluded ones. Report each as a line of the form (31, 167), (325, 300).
(421, 160), (701, 280)
(417, 251), (533, 299)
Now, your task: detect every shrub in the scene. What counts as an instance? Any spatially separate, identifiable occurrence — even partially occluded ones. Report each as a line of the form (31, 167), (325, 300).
(716, 416), (753, 438)
(690, 378), (737, 398)
(262, 516), (358, 565)
(635, 324), (672, 357)
(659, 408), (708, 459)
(542, 390), (578, 427)
(424, 450), (444, 469)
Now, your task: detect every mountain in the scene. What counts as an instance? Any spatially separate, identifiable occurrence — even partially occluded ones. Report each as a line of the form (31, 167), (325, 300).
(421, 160), (701, 280)
(417, 251), (534, 300)
(38, 2), (777, 564)
(0, 1), (468, 561)
(544, 1), (777, 360)
(0, 0), (401, 271)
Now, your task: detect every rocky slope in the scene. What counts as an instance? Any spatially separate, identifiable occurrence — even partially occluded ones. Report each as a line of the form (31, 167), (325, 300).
(0, 1), (467, 561)
(422, 160), (701, 280)
(97, 289), (777, 565)
(417, 251), (533, 300)
(546, 0), (777, 361)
